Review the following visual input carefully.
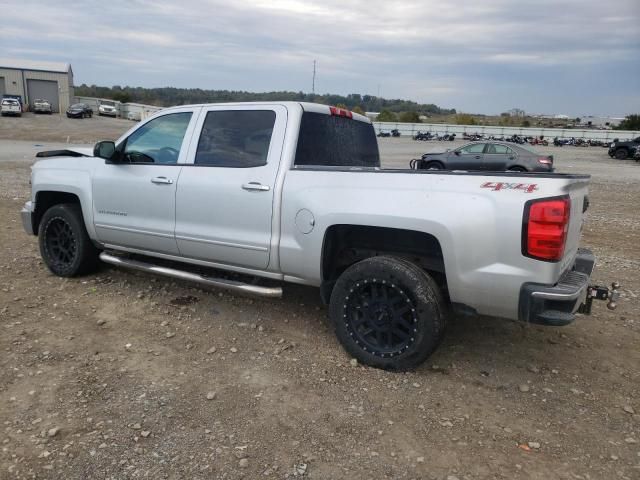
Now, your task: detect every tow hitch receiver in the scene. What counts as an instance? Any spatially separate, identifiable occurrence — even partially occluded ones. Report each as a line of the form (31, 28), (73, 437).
(579, 282), (620, 314)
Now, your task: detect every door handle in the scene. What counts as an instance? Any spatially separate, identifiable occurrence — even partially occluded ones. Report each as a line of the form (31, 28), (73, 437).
(151, 176), (173, 184)
(475, 155), (481, 159)
(242, 182), (270, 192)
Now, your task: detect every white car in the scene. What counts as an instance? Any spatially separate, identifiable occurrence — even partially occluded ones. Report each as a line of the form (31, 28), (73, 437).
(33, 99), (52, 114)
(98, 101), (118, 117)
(1, 98), (22, 116)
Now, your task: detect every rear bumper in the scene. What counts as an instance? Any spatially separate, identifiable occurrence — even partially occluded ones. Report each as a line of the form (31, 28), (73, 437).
(518, 249), (595, 326)
(21, 201), (35, 235)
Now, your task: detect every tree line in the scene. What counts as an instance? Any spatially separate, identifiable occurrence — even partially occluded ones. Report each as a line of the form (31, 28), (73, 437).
(74, 84), (456, 116)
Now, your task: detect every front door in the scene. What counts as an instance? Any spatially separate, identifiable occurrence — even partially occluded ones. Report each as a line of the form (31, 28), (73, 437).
(454, 143), (487, 170)
(92, 109), (199, 254)
(175, 105), (287, 269)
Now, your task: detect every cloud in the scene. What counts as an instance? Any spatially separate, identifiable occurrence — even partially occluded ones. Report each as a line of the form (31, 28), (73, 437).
(1, 0), (639, 115)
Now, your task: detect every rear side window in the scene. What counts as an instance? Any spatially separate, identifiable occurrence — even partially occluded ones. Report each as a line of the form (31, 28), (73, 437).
(488, 144), (510, 154)
(294, 112), (380, 168)
(195, 110), (276, 167)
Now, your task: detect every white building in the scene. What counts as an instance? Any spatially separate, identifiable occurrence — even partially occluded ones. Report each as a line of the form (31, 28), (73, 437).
(0, 59), (74, 113)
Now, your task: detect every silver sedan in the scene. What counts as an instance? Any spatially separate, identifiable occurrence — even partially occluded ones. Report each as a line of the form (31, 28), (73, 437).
(412, 142), (554, 172)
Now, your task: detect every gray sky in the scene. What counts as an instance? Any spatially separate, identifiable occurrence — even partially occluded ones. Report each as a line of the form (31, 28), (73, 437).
(1, 0), (639, 116)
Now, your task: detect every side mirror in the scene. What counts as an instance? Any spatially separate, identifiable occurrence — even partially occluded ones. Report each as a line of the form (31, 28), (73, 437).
(454, 150), (460, 155)
(94, 141), (116, 160)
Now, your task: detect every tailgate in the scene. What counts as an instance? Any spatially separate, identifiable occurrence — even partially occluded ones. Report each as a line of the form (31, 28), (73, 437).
(560, 178), (590, 273)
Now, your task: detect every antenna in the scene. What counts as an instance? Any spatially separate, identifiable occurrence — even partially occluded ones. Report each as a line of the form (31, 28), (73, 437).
(312, 60), (316, 95)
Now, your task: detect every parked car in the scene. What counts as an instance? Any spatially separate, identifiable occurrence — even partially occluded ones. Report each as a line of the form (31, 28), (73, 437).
(98, 100), (118, 117)
(21, 102), (618, 370)
(411, 142), (553, 172)
(66, 103), (93, 118)
(377, 131), (391, 137)
(1, 98), (22, 116)
(32, 99), (52, 114)
(608, 136), (640, 160)
(391, 129), (400, 137)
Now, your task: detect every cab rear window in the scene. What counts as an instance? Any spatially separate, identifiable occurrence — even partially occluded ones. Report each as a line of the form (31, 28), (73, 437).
(294, 112), (380, 168)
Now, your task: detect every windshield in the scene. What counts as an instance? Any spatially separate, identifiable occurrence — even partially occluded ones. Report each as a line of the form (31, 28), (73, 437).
(101, 101), (116, 106)
(70, 104), (84, 109)
(2, 99), (18, 105)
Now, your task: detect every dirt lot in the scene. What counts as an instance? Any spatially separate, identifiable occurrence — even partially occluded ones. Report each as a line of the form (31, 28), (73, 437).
(1, 115), (639, 480)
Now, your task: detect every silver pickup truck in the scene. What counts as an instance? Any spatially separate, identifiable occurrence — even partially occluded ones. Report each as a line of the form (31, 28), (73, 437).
(20, 102), (618, 370)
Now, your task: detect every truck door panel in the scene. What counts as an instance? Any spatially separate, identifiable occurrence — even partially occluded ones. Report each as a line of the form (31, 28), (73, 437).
(175, 105), (287, 269)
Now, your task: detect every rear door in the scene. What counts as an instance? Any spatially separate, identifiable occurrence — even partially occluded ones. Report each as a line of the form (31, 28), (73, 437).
(175, 105), (287, 269)
(483, 143), (514, 170)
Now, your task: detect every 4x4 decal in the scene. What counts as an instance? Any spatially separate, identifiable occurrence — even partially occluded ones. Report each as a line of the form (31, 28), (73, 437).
(481, 182), (538, 193)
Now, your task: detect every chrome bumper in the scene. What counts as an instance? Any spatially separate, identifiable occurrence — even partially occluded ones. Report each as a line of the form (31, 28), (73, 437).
(21, 201), (35, 235)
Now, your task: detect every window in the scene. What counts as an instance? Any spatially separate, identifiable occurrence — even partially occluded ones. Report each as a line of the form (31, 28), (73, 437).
(195, 110), (276, 167)
(294, 112), (379, 167)
(459, 143), (486, 154)
(123, 112), (192, 164)
(487, 144), (510, 154)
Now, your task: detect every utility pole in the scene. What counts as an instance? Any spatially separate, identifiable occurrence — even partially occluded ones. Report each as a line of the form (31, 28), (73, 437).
(312, 60), (316, 95)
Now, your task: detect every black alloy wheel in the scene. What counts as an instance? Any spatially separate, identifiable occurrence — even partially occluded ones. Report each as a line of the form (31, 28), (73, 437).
(343, 279), (418, 357)
(38, 203), (100, 277)
(43, 217), (78, 269)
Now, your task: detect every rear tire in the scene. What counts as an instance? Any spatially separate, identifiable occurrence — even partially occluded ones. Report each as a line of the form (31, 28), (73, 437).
(508, 166), (527, 172)
(38, 203), (100, 277)
(329, 256), (446, 371)
(615, 149), (628, 160)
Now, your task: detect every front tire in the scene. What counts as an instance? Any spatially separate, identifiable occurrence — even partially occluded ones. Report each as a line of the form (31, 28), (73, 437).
(329, 256), (446, 371)
(38, 204), (100, 277)
(615, 149), (628, 160)
(424, 161), (444, 170)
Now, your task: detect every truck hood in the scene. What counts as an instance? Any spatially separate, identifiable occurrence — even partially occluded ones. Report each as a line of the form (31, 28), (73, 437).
(36, 147), (93, 158)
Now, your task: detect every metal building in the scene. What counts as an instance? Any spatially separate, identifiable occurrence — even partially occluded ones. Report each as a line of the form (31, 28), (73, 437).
(0, 60), (74, 113)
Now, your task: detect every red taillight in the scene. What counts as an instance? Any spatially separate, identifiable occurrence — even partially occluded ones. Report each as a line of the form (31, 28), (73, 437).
(538, 157), (552, 165)
(329, 106), (353, 118)
(524, 197), (571, 261)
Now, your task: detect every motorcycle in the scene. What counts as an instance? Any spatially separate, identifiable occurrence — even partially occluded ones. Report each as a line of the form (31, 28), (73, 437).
(413, 131), (434, 141)
(391, 129), (401, 137)
(377, 131), (391, 138)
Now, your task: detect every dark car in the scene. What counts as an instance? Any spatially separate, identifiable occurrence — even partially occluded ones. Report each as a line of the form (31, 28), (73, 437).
(66, 103), (93, 118)
(608, 136), (640, 160)
(411, 142), (553, 172)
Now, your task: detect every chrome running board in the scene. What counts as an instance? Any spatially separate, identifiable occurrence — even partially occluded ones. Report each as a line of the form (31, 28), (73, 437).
(99, 252), (283, 298)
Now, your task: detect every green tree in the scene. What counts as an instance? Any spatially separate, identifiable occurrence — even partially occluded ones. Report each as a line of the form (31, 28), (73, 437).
(616, 114), (640, 130)
(376, 110), (397, 122)
(352, 105), (365, 115)
(112, 92), (131, 103)
(521, 120), (531, 127)
(398, 111), (421, 123)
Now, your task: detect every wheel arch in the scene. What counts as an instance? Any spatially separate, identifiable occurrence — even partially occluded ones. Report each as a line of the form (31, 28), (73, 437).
(320, 224), (447, 303)
(33, 190), (82, 233)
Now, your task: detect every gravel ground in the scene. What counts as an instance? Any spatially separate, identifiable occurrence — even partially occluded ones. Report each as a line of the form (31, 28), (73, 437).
(1, 116), (639, 479)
